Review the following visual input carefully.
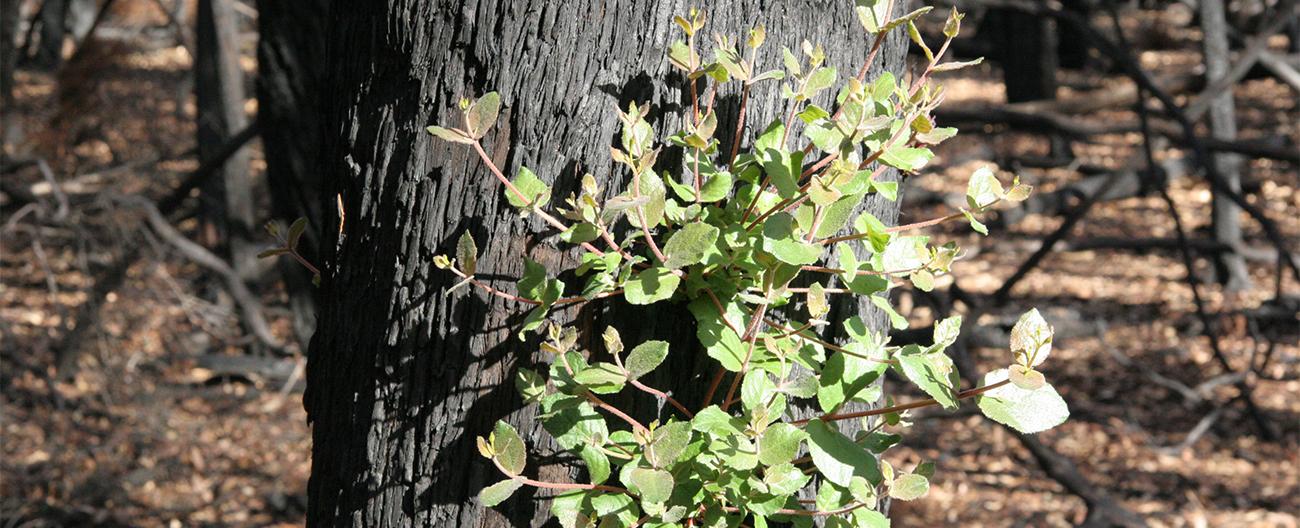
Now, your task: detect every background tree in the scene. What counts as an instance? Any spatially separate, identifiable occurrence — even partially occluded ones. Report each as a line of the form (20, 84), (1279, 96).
(194, 0), (256, 282)
(305, 1), (906, 526)
(255, 0), (329, 345)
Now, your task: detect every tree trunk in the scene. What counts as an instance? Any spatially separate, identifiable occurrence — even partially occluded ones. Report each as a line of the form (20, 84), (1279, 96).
(28, 0), (66, 70)
(1199, 0), (1252, 291)
(305, 1), (906, 526)
(255, 0), (328, 347)
(2, 0), (19, 112)
(195, 0), (257, 282)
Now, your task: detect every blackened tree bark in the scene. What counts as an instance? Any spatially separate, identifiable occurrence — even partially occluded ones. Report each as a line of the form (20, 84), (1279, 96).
(255, 0), (329, 346)
(1198, 0), (1252, 291)
(195, 0), (257, 282)
(306, 1), (906, 526)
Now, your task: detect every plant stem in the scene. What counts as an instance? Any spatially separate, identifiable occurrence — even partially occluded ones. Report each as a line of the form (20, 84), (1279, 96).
(629, 378), (695, 418)
(587, 392), (650, 435)
(471, 141), (608, 256)
(518, 477), (627, 494)
(791, 379), (1011, 426)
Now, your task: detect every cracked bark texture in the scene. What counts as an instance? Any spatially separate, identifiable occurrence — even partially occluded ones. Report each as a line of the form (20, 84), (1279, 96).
(306, 1), (906, 526)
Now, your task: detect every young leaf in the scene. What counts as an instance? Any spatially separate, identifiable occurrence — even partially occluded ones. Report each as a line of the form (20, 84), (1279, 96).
(624, 267), (681, 305)
(508, 166), (551, 209)
(805, 419), (881, 487)
(758, 423), (809, 466)
(579, 445), (611, 484)
(976, 368), (1070, 434)
(426, 125), (475, 144)
(896, 345), (960, 409)
(762, 212), (822, 266)
(625, 340), (669, 380)
(963, 209), (988, 235)
(466, 92), (502, 139)
(1009, 308), (1053, 367)
(628, 467), (674, 504)
(456, 231), (478, 275)
(574, 362), (626, 394)
(492, 421), (527, 477)
(1009, 364), (1047, 390)
(889, 473), (929, 501)
(662, 222), (720, 269)
(645, 421), (692, 468)
(965, 166), (1003, 210)
(807, 282), (829, 319)
(479, 478), (523, 507)
(516, 368), (547, 403)
(763, 462), (811, 496)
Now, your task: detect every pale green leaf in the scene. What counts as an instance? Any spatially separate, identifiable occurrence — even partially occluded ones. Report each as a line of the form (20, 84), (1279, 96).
(977, 369), (1070, 434)
(896, 345), (960, 409)
(625, 340), (668, 380)
(758, 423), (808, 466)
(663, 222), (720, 269)
(806, 419), (881, 487)
(492, 421), (527, 477)
(624, 267), (680, 305)
(889, 474), (929, 501)
(479, 478), (522, 507)
(508, 166), (551, 209)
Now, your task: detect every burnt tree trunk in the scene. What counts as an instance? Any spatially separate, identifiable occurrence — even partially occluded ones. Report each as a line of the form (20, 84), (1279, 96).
(1199, 0), (1252, 291)
(195, 0), (257, 282)
(306, 1), (906, 527)
(255, 0), (328, 347)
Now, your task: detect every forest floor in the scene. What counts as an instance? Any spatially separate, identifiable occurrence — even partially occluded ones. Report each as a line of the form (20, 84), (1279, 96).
(2, 3), (1297, 527)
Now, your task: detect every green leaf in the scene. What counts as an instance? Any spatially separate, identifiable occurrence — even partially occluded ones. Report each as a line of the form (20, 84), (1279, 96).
(896, 345), (960, 409)
(758, 423), (808, 466)
(870, 295), (908, 330)
(580, 445), (610, 484)
(805, 419), (881, 487)
(880, 145), (933, 172)
(688, 298), (747, 372)
(628, 467), (674, 504)
(426, 125), (474, 144)
(541, 395), (609, 451)
(508, 166), (551, 209)
(761, 149), (803, 199)
(663, 222), (720, 269)
(764, 462), (811, 496)
(560, 223), (600, 244)
(492, 421), (527, 477)
(762, 212), (823, 266)
(932, 57), (984, 73)
(817, 345), (887, 413)
(882, 235), (929, 272)
(807, 282), (829, 319)
(755, 121), (785, 152)
(977, 369), (1070, 434)
(516, 367), (547, 403)
(466, 92), (501, 139)
(963, 209), (988, 235)
(624, 267), (681, 305)
(932, 315), (963, 349)
(456, 231), (478, 275)
(692, 405), (744, 436)
(479, 478), (522, 507)
(966, 166), (1003, 210)
(646, 421), (692, 468)
(625, 340), (668, 380)
(574, 362), (626, 394)
(805, 66), (838, 93)
(1010, 308), (1053, 367)
(890, 473), (929, 501)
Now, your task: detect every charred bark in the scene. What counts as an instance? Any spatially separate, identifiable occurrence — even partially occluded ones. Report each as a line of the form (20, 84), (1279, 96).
(305, 1), (905, 526)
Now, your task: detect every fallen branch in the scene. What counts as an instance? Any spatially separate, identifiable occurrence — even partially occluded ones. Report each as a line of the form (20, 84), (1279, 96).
(119, 195), (284, 351)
